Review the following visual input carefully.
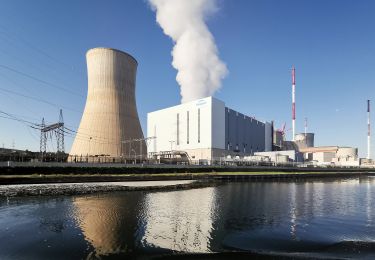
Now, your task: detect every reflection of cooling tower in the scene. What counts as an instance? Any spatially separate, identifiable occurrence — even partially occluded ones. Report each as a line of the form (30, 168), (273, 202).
(73, 194), (143, 256)
(69, 47), (146, 158)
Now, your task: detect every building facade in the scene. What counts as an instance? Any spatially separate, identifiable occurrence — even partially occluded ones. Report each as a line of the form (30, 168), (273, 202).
(147, 97), (272, 161)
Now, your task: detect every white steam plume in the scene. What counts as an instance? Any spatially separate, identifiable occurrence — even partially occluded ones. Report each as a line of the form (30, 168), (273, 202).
(149, 0), (228, 103)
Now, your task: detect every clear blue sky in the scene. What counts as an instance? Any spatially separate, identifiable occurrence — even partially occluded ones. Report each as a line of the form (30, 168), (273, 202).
(0, 0), (374, 157)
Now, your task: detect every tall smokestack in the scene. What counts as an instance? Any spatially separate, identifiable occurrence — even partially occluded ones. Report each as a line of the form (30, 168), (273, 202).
(292, 66), (296, 141)
(368, 99), (371, 159)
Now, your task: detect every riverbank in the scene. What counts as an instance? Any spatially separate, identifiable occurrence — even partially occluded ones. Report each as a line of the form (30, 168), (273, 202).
(1, 170), (374, 185)
(1, 163), (375, 176)
(1, 162), (374, 176)
(0, 180), (215, 197)
(1, 171), (375, 197)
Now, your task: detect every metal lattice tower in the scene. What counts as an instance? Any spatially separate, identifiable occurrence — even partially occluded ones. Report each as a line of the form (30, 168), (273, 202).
(57, 109), (65, 154)
(39, 110), (65, 162)
(40, 118), (47, 161)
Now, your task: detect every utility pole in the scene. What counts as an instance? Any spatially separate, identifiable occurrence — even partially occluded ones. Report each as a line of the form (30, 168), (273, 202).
(56, 109), (65, 161)
(40, 118), (47, 161)
(368, 100), (371, 159)
(292, 66), (296, 141)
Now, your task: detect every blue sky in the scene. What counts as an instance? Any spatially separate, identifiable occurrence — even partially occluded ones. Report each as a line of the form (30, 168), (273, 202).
(0, 0), (374, 157)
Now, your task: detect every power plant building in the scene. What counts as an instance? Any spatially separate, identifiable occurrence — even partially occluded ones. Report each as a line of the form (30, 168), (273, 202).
(69, 48), (146, 162)
(147, 97), (272, 162)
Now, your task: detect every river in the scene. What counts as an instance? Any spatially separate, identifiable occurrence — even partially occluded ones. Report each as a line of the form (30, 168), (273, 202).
(1, 176), (375, 259)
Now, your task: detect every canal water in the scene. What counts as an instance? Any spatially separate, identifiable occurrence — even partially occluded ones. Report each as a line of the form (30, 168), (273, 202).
(1, 177), (375, 259)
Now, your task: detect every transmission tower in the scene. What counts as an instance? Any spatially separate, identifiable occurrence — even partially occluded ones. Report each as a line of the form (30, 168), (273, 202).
(39, 109), (65, 162)
(56, 109), (65, 154)
(40, 118), (47, 161)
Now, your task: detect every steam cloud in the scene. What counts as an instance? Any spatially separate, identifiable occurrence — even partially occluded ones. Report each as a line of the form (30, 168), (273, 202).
(149, 0), (228, 103)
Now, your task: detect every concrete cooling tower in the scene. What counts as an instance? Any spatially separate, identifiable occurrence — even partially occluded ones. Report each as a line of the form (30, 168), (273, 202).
(69, 47), (146, 162)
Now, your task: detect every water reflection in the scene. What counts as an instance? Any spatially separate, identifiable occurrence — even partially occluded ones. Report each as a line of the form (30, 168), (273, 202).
(1, 177), (375, 259)
(140, 187), (217, 252)
(0, 197), (88, 259)
(208, 178), (375, 252)
(73, 192), (143, 256)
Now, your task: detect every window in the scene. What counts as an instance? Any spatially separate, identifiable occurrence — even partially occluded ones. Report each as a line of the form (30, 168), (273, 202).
(187, 111), (189, 144)
(177, 113), (179, 145)
(198, 108), (200, 143)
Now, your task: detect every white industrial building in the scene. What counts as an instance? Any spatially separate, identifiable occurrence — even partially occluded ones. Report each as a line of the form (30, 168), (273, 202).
(147, 97), (272, 162)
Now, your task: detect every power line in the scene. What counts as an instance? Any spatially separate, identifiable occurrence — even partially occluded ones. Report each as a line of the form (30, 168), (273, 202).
(0, 90), (45, 122)
(0, 87), (81, 113)
(0, 110), (117, 146)
(0, 111), (37, 127)
(0, 24), (83, 76)
(0, 64), (83, 97)
(0, 106), (128, 148)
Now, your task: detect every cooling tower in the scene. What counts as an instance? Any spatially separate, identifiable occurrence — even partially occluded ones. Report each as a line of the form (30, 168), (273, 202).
(69, 47), (146, 161)
(294, 133), (314, 150)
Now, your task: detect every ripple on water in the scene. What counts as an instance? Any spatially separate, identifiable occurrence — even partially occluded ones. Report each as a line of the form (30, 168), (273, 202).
(0, 178), (375, 259)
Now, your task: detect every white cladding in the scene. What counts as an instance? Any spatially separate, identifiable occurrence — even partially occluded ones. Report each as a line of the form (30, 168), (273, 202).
(147, 97), (225, 152)
(148, 96), (273, 160)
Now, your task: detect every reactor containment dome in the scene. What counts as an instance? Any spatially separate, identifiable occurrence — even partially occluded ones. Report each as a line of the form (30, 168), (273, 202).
(69, 47), (146, 161)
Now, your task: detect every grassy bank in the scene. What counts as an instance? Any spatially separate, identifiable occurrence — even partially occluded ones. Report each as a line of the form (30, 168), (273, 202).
(0, 170), (373, 185)
(1, 165), (374, 176)
(0, 171), (354, 178)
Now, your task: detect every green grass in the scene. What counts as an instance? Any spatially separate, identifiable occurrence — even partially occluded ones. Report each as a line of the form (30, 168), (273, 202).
(0, 171), (349, 179)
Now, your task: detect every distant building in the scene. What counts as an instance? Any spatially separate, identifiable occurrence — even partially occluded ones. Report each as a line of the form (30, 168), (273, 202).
(299, 146), (359, 166)
(147, 96), (272, 162)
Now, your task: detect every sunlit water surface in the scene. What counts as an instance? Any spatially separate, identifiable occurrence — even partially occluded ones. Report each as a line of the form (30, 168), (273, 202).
(1, 177), (375, 259)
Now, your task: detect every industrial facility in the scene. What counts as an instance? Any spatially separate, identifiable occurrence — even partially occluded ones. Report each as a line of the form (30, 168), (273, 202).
(1, 47), (370, 167)
(239, 68), (362, 166)
(69, 48), (146, 162)
(146, 67), (364, 166)
(147, 96), (272, 163)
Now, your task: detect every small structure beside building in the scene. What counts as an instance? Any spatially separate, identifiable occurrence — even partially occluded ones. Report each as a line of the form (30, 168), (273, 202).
(254, 150), (303, 163)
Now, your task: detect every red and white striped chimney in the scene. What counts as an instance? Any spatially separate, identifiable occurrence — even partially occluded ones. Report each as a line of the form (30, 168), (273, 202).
(368, 99), (371, 159)
(292, 66), (296, 141)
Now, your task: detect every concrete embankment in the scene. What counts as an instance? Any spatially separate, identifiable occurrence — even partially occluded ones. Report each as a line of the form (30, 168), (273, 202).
(0, 180), (214, 197)
(1, 171), (375, 197)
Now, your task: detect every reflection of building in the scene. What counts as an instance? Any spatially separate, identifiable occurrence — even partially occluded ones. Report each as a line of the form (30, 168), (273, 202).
(73, 193), (143, 256)
(69, 47), (146, 161)
(71, 180), (375, 255)
(148, 96), (272, 162)
(141, 188), (217, 252)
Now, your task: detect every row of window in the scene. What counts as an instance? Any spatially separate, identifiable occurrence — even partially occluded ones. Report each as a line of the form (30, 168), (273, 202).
(176, 109), (200, 145)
